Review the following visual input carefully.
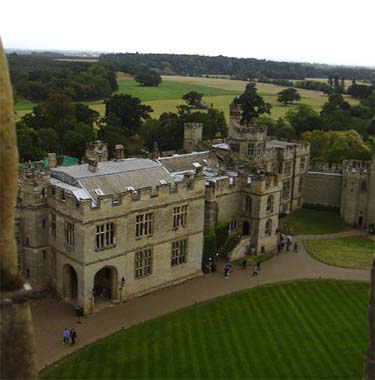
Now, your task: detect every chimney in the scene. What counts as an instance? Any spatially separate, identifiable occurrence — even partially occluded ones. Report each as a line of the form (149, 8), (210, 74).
(47, 153), (57, 168)
(151, 141), (160, 160)
(114, 144), (124, 160)
(88, 158), (98, 173)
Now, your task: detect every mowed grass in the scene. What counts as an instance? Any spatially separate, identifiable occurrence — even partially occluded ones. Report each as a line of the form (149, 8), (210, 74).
(40, 280), (369, 380)
(304, 236), (374, 269)
(279, 208), (348, 235)
(13, 74), (359, 122)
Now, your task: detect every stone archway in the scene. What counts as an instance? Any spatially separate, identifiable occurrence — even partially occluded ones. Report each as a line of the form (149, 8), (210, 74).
(63, 264), (78, 301)
(93, 266), (118, 303)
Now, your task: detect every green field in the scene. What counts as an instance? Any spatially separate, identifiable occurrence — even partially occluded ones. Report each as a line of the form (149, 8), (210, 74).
(279, 209), (348, 235)
(40, 280), (369, 379)
(14, 74), (359, 122)
(304, 236), (374, 269)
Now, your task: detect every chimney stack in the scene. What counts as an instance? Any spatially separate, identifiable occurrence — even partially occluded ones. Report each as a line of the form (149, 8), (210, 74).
(115, 144), (124, 160)
(88, 158), (98, 173)
(151, 141), (160, 160)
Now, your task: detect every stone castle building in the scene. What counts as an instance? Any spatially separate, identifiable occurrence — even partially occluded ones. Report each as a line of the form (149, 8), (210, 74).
(15, 103), (314, 312)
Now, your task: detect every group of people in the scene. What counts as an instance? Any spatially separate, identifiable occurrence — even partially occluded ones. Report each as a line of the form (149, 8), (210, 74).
(277, 233), (298, 254)
(62, 328), (77, 345)
(224, 260), (262, 278)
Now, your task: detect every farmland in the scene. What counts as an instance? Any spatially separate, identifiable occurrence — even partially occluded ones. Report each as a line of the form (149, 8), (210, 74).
(14, 74), (359, 122)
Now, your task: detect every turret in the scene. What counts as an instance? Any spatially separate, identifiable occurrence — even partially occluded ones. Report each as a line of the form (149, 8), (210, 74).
(183, 122), (203, 153)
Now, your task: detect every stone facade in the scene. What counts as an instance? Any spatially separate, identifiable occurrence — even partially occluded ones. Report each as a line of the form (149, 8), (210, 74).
(15, 105), (311, 312)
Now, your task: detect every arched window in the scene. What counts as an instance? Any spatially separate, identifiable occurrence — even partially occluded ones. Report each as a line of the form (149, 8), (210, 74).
(266, 195), (274, 213)
(265, 219), (272, 236)
(245, 196), (252, 212)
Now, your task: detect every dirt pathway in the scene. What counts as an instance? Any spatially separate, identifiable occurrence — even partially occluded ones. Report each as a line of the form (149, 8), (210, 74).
(32, 229), (371, 371)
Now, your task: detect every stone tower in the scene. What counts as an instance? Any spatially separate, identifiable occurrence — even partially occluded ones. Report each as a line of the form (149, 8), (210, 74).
(340, 159), (375, 228)
(183, 122), (203, 153)
(17, 164), (50, 290)
(227, 103), (267, 171)
(364, 256), (375, 380)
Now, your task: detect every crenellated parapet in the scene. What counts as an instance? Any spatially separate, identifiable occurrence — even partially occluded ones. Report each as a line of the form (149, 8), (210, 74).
(309, 161), (343, 173)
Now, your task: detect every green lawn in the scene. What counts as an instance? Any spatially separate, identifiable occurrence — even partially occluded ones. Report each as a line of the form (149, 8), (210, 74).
(40, 280), (369, 380)
(304, 236), (374, 269)
(14, 74), (359, 122)
(279, 209), (348, 235)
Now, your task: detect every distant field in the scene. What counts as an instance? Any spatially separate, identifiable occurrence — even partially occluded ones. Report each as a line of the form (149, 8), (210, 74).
(13, 74), (359, 122)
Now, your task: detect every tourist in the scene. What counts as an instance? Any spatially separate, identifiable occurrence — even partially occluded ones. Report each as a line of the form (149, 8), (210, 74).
(242, 259), (247, 269)
(252, 264), (258, 276)
(277, 243), (281, 254)
(256, 261), (261, 271)
(224, 263), (231, 278)
(62, 328), (70, 344)
(286, 234), (292, 252)
(293, 241), (298, 253)
(70, 328), (77, 345)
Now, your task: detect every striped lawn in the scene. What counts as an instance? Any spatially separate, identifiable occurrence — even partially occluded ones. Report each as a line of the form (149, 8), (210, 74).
(40, 280), (369, 379)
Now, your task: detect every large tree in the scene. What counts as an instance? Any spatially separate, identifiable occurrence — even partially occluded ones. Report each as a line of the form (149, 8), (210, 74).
(134, 69), (161, 87)
(277, 88), (301, 105)
(182, 91), (205, 108)
(233, 83), (272, 124)
(104, 94), (153, 134)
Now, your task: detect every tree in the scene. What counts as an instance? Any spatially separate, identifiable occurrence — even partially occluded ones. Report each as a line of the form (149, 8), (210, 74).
(285, 104), (323, 137)
(277, 88), (301, 106)
(134, 69), (161, 87)
(233, 83), (272, 124)
(182, 91), (204, 108)
(104, 94), (153, 134)
(347, 84), (374, 99)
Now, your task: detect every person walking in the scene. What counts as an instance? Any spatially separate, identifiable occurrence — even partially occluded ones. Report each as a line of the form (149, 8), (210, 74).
(293, 241), (298, 253)
(70, 328), (77, 345)
(252, 264), (258, 276)
(242, 259), (247, 269)
(224, 263), (231, 278)
(62, 328), (70, 344)
(256, 261), (261, 271)
(286, 234), (292, 252)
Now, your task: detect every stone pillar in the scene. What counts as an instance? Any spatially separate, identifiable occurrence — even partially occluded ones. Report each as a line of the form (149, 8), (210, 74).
(0, 38), (38, 380)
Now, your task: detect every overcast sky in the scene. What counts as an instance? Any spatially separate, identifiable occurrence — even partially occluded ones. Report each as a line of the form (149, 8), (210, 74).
(1, 0), (374, 67)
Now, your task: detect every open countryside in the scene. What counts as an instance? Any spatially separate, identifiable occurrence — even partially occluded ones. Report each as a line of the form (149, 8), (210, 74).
(14, 74), (359, 122)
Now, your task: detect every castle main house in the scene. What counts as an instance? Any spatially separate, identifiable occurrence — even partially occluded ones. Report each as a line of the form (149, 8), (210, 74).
(16, 104), (311, 312)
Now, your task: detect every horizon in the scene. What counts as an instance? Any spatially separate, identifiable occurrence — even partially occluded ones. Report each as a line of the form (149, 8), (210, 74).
(1, 0), (374, 68)
(5, 47), (375, 70)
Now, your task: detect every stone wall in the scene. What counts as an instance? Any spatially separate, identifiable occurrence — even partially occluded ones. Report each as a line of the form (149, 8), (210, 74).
(303, 171), (342, 207)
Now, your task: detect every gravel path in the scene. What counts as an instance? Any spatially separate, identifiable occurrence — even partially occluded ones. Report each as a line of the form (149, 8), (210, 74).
(32, 229), (371, 371)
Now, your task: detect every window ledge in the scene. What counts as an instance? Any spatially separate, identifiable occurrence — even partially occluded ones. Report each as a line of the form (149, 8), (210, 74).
(95, 244), (117, 252)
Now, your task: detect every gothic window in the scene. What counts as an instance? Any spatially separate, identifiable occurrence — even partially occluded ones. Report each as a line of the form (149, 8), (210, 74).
(247, 143), (255, 157)
(229, 217), (237, 231)
(284, 161), (292, 176)
(266, 195), (274, 213)
(51, 213), (56, 237)
(136, 213), (153, 237)
(173, 205), (188, 228)
(96, 222), (115, 249)
(135, 249), (153, 279)
(265, 219), (272, 236)
(245, 196), (252, 213)
(65, 222), (75, 247)
(298, 177), (304, 193)
(282, 180), (291, 200)
(171, 239), (187, 266)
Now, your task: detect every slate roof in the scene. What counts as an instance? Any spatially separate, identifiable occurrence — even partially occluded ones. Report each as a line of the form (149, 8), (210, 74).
(50, 158), (175, 203)
(158, 151), (209, 173)
(266, 140), (297, 149)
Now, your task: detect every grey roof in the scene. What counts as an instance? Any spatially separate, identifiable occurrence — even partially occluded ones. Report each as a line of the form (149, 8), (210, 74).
(158, 151), (209, 173)
(266, 140), (297, 149)
(50, 158), (175, 203)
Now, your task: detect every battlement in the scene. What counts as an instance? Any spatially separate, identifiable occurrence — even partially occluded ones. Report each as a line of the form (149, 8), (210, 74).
(343, 159), (372, 172)
(48, 173), (206, 219)
(309, 161), (343, 174)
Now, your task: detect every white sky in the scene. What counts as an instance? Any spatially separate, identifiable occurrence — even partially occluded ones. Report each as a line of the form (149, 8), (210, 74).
(1, 0), (374, 67)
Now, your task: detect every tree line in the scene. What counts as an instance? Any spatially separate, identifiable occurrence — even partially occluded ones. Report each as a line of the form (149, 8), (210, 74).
(100, 52), (375, 81)
(8, 54), (118, 102)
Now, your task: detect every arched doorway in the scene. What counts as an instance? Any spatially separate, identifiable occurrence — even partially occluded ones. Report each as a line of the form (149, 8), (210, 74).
(63, 264), (78, 301)
(358, 216), (363, 227)
(93, 266), (118, 304)
(242, 221), (250, 236)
